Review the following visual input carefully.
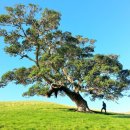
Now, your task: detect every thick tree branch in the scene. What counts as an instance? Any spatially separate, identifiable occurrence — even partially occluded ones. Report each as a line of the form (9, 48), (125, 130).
(45, 85), (90, 111)
(62, 68), (74, 83)
(20, 54), (36, 63)
(36, 43), (40, 68)
(42, 75), (53, 84)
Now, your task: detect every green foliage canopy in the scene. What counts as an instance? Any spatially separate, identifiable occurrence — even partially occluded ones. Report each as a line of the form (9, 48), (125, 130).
(0, 4), (130, 101)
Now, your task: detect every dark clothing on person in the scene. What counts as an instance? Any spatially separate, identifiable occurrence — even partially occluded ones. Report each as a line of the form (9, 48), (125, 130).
(101, 101), (106, 113)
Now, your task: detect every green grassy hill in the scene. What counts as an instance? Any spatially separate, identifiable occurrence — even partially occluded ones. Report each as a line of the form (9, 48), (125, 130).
(0, 101), (130, 130)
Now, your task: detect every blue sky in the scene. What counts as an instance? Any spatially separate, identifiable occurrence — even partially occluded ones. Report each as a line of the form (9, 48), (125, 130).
(0, 0), (130, 112)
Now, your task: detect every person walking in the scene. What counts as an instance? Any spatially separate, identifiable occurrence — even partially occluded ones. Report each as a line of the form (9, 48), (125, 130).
(101, 101), (106, 113)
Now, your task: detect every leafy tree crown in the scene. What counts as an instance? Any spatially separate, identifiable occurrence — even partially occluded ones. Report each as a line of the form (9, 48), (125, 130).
(0, 4), (130, 101)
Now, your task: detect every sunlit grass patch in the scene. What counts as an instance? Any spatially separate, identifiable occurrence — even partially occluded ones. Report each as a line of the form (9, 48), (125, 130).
(0, 101), (130, 130)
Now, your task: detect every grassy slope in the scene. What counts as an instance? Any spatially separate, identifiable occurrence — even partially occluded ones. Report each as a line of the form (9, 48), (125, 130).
(0, 101), (130, 130)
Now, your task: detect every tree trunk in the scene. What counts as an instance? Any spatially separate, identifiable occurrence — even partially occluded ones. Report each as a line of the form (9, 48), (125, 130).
(46, 85), (90, 112)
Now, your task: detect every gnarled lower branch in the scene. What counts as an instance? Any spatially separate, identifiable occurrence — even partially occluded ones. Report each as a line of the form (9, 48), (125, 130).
(45, 84), (90, 112)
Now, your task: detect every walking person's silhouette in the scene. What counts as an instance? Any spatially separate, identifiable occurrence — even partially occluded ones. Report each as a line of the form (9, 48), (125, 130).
(101, 101), (106, 113)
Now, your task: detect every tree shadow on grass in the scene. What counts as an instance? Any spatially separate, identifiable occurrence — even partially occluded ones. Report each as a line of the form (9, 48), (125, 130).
(89, 110), (130, 117)
(53, 107), (77, 112)
(92, 110), (130, 118)
(91, 110), (115, 115)
(53, 108), (130, 118)
(112, 114), (130, 118)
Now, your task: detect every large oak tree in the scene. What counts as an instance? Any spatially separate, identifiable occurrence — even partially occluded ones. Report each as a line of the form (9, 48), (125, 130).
(0, 4), (130, 112)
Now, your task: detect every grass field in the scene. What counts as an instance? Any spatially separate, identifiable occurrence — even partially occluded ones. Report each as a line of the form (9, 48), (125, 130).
(0, 101), (130, 130)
